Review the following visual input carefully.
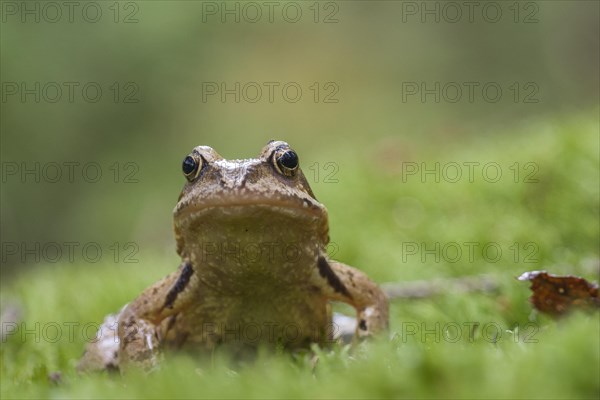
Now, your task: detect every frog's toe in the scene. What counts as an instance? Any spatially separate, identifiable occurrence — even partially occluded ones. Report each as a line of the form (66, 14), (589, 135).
(77, 313), (120, 372)
(118, 315), (162, 371)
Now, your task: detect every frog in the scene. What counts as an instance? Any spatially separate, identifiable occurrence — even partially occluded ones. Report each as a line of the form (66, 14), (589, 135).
(78, 140), (389, 372)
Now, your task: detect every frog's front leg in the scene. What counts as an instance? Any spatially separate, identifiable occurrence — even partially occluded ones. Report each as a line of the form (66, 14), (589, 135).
(314, 257), (389, 340)
(117, 261), (195, 370)
(78, 261), (195, 372)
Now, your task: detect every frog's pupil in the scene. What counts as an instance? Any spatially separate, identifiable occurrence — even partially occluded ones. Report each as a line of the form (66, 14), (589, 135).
(182, 156), (197, 175)
(279, 151), (298, 169)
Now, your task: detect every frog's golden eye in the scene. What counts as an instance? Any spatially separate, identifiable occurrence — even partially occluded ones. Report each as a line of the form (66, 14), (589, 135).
(182, 155), (202, 181)
(275, 150), (299, 177)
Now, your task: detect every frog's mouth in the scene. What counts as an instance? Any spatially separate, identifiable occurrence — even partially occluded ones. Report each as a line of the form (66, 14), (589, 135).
(174, 195), (328, 231)
(176, 201), (322, 223)
(175, 193), (325, 221)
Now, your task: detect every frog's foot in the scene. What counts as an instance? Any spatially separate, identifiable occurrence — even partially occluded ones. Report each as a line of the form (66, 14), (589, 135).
(314, 258), (389, 340)
(118, 313), (162, 371)
(77, 312), (121, 372)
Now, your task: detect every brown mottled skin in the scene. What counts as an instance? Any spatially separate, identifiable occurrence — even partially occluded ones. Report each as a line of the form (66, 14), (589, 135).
(78, 141), (389, 371)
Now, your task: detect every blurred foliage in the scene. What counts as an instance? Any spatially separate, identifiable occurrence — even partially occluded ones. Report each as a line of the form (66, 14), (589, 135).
(1, 1), (599, 276)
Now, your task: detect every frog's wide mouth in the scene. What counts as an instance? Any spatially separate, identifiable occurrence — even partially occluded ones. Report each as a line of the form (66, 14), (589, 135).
(173, 196), (326, 227)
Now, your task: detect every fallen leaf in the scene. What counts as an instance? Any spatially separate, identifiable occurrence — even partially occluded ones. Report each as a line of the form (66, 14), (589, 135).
(518, 270), (599, 316)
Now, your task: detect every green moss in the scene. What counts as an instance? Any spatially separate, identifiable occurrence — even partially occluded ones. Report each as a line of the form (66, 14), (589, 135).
(2, 111), (598, 399)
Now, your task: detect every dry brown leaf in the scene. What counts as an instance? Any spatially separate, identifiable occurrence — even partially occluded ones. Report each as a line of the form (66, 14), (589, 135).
(518, 270), (599, 316)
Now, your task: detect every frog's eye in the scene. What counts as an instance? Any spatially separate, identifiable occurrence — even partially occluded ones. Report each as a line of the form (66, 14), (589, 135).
(182, 155), (202, 181)
(275, 150), (299, 177)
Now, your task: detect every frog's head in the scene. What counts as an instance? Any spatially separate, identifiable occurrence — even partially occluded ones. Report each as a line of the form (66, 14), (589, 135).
(173, 140), (329, 260)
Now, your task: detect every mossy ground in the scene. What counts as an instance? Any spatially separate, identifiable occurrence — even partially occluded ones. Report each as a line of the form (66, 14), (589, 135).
(1, 111), (598, 399)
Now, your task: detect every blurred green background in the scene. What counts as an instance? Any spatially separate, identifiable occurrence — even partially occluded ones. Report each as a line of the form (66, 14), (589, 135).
(1, 1), (599, 399)
(1, 1), (598, 275)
